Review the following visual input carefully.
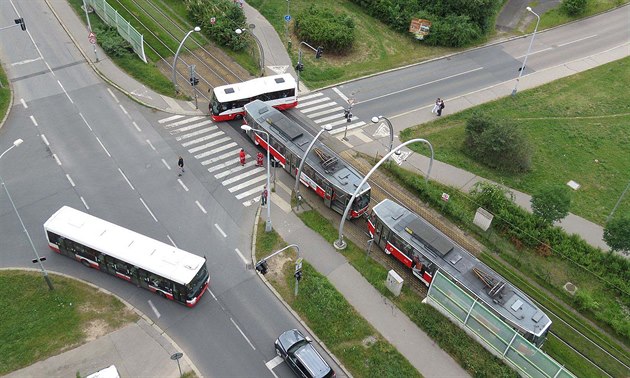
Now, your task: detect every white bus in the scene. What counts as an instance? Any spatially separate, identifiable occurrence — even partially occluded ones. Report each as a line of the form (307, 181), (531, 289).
(44, 206), (210, 307)
(210, 74), (298, 121)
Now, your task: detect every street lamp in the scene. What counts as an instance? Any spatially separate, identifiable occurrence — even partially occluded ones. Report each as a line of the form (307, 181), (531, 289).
(236, 25), (265, 77)
(293, 124), (332, 209)
(254, 244), (302, 296)
(241, 125), (272, 232)
(512, 7), (540, 96)
(334, 138), (434, 250)
(371, 116), (394, 158)
(172, 26), (201, 90)
(0, 139), (54, 290)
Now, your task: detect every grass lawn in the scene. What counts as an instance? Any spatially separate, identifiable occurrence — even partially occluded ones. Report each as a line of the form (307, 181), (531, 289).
(0, 66), (10, 123)
(528, 0), (630, 32)
(401, 57), (630, 225)
(0, 271), (138, 375)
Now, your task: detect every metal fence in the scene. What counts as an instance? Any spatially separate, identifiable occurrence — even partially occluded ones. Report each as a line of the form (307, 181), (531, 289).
(87, 0), (147, 63)
(425, 270), (575, 378)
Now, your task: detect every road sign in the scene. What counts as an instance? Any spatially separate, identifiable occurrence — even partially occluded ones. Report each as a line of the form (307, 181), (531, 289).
(210, 17), (216, 25)
(88, 31), (96, 44)
(284, 15), (291, 22)
(295, 257), (303, 272)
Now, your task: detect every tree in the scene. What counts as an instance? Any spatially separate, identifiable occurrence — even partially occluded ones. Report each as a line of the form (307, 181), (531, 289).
(561, 0), (588, 17)
(603, 215), (630, 252)
(530, 185), (571, 225)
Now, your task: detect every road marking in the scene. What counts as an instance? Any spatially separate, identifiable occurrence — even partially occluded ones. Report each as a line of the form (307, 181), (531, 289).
(95, 137), (111, 157)
(214, 160), (254, 178)
(235, 184), (266, 200)
(298, 92), (323, 101)
(167, 235), (177, 248)
(158, 115), (184, 124)
(11, 57), (42, 66)
(52, 154), (62, 166)
(329, 120), (366, 134)
(132, 121), (141, 132)
(40, 134), (49, 146)
(235, 248), (248, 264)
(300, 101), (339, 113)
(230, 318), (255, 350)
(175, 125), (216, 141)
(66, 174), (75, 187)
(229, 175), (267, 193)
(558, 34), (597, 47)
(209, 289), (218, 301)
(146, 139), (156, 151)
(119, 104), (129, 116)
(29, 115), (38, 126)
(202, 150), (239, 166)
(207, 157), (241, 172)
(181, 130), (225, 147)
(296, 97), (329, 108)
(314, 113), (345, 124)
(188, 136), (231, 153)
(194, 142), (237, 159)
(332, 87), (349, 102)
(80, 196), (89, 210)
(327, 118), (363, 129)
(266, 355), (284, 370)
(118, 168), (135, 190)
(515, 47), (552, 59)
(20, 98), (27, 109)
(169, 120), (213, 135)
(140, 198), (158, 222)
(221, 167), (265, 185)
(305, 106), (344, 118)
(356, 129), (373, 143)
(163, 116), (205, 128)
(148, 300), (161, 318)
(107, 88), (119, 103)
(79, 113), (92, 131)
(195, 200), (207, 214)
(57, 80), (73, 103)
(161, 158), (171, 170)
(214, 223), (227, 238)
(177, 179), (189, 192)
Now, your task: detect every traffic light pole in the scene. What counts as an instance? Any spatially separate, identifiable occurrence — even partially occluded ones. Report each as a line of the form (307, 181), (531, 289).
(254, 244), (302, 296)
(296, 41), (323, 91)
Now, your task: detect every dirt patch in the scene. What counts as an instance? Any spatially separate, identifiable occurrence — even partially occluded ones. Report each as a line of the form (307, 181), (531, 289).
(83, 319), (111, 342)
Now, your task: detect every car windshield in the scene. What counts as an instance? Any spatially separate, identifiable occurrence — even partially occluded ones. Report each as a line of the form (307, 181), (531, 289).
(287, 339), (309, 354)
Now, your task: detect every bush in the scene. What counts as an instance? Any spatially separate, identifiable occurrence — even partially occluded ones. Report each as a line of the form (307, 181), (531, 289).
(603, 214), (630, 253)
(295, 6), (356, 53)
(423, 14), (482, 47)
(561, 0), (588, 16)
(530, 185), (572, 225)
(185, 0), (247, 51)
(93, 25), (133, 57)
(573, 289), (599, 312)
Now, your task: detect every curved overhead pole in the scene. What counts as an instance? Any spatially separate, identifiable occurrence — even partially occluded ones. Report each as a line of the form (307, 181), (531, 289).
(293, 124), (332, 209)
(173, 26), (201, 90)
(512, 7), (540, 96)
(242, 125), (272, 232)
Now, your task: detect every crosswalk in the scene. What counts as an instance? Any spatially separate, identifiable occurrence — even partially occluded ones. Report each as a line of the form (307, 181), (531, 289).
(158, 115), (266, 207)
(296, 92), (368, 137)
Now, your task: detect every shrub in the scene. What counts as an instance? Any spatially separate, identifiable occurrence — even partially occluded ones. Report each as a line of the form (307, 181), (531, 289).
(561, 0), (588, 16)
(603, 214), (630, 253)
(185, 0), (247, 51)
(94, 25), (133, 57)
(530, 185), (572, 225)
(295, 6), (356, 53)
(423, 14), (482, 47)
(573, 289), (599, 312)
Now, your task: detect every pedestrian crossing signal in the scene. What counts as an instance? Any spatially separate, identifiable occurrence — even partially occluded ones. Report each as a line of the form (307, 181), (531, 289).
(14, 18), (26, 31)
(295, 63), (304, 72)
(315, 46), (323, 59)
(294, 270), (302, 281)
(189, 77), (199, 86)
(255, 260), (269, 275)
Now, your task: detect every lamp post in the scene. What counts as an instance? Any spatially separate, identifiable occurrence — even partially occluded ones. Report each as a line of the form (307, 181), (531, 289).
(512, 7), (540, 96)
(241, 125), (272, 232)
(1, 139), (54, 290)
(371, 116), (394, 158)
(172, 26), (201, 90)
(334, 138), (434, 250)
(236, 25), (265, 76)
(293, 124), (332, 209)
(255, 244), (302, 296)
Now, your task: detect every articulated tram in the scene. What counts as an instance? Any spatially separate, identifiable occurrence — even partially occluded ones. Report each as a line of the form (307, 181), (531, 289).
(368, 199), (552, 346)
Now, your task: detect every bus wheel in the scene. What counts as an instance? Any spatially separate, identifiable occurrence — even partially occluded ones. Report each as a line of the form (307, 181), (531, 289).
(81, 259), (91, 268)
(235, 114), (243, 120)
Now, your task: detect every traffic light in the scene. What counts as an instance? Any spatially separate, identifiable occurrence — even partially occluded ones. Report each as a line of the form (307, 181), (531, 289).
(294, 270), (302, 281)
(295, 63), (304, 72)
(255, 260), (269, 275)
(315, 46), (323, 59)
(344, 109), (352, 122)
(14, 18), (26, 31)
(189, 77), (199, 86)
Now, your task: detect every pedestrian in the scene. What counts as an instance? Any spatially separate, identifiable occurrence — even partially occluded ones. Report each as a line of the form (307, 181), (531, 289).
(239, 149), (246, 166)
(256, 152), (264, 167)
(261, 185), (268, 206)
(177, 156), (184, 176)
(431, 98), (441, 114)
(437, 99), (445, 116)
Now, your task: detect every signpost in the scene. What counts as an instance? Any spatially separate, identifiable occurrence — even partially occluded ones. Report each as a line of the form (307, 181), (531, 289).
(88, 31), (96, 44)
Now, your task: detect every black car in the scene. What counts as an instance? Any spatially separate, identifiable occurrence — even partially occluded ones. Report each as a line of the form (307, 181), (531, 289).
(275, 329), (336, 378)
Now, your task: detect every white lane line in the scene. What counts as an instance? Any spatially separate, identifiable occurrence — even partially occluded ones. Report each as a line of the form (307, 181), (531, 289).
(29, 115), (38, 126)
(214, 160), (255, 177)
(235, 183), (266, 199)
(11, 57), (42, 66)
(146, 139), (156, 151)
(95, 137), (111, 157)
(359, 67), (483, 105)
(132, 121), (141, 132)
(209, 289), (218, 301)
(296, 97), (329, 108)
(119, 104), (129, 116)
(177, 179), (189, 192)
(328, 117), (363, 128)
(230, 318), (255, 350)
(107, 88), (119, 103)
(229, 175), (267, 193)
(299, 92), (323, 101)
(314, 113), (345, 124)
(188, 136), (231, 153)
(332, 87), (349, 102)
(57, 80), (73, 103)
(80, 196), (89, 210)
(194, 142), (237, 160)
(558, 34), (597, 47)
(169, 119), (213, 134)
(222, 167), (265, 185)
(158, 115), (184, 123)
(306, 106), (344, 118)
(329, 121), (366, 135)
(148, 300), (161, 318)
(266, 355), (284, 370)
(167, 235), (177, 248)
(175, 126), (216, 141)
(195, 200), (207, 214)
(214, 224), (227, 238)
(163, 116), (205, 128)
(181, 130), (225, 147)
(118, 168), (135, 190)
(20, 98), (27, 109)
(234, 248), (248, 264)
(79, 113), (93, 131)
(66, 174), (75, 187)
(203, 150), (240, 167)
(515, 47), (552, 59)
(140, 198), (158, 222)
(162, 158), (171, 170)
(40, 134), (49, 146)
(299, 101), (338, 113)
(52, 154), (62, 165)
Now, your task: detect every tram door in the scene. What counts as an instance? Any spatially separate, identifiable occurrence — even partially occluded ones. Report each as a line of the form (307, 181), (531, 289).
(324, 185), (333, 207)
(377, 222), (390, 251)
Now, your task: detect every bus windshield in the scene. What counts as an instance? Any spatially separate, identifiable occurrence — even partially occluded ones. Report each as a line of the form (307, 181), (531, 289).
(187, 263), (209, 299)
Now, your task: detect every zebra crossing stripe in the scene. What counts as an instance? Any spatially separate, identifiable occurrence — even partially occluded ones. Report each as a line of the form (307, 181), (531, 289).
(169, 120), (213, 135)
(315, 113), (345, 124)
(330, 121), (366, 135)
(325, 117), (361, 128)
(181, 130), (225, 147)
(208, 157), (247, 173)
(306, 106), (344, 118)
(195, 142), (237, 159)
(299, 92), (323, 101)
(201, 150), (240, 166)
(300, 101), (338, 113)
(163, 116), (205, 128)
(221, 167), (265, 186)
(175, 126), (217, 141)
(235, 184), (266, 199)
(229, 175), (267, 193)
(214, 160), (255, 177)
(158, 115), (184, 124)
(188, 136), (231, 153)
(296, 97), (329, 108)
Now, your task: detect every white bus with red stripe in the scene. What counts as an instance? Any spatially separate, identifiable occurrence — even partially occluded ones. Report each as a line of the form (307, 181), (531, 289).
(44, 206), (210, 307)
(367, 199), (552, 346)
(210, 74), (297, 121)
(243, 100), (370, 218)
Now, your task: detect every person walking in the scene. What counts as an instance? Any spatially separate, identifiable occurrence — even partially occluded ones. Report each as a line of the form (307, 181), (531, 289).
(437, 99), (445, 116)
(177, 156), (184, 176)
(256, 152), (264, 167)
(431, 98), (441, 114)
(239, 149), (246, 166)
(261, 185), (268, 206)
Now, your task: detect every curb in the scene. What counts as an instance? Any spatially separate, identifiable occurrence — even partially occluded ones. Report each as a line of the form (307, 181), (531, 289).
(248, 207), (353, 378)
(0, 61), (15, 133)
(1, 267), (203, 378)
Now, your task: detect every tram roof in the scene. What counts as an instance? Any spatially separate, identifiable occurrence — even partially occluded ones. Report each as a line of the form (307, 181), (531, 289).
(373, 199), (551, 337)
(244, 100), (370, 196)
(44, 206), (205, 286)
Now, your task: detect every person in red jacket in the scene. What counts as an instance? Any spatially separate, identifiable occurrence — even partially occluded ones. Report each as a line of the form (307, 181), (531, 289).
(256, 152), (264, 167)
(239, 149), (246, 166)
